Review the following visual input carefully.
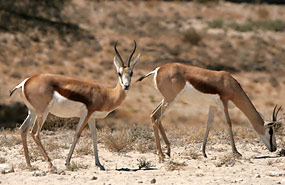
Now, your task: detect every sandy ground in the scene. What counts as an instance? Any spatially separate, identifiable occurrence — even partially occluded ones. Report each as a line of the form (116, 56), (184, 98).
(1, 129), (285, 185)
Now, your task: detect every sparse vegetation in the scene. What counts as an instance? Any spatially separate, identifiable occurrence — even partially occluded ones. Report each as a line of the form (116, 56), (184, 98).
(100, 127), (135, 153)
(208, 19), (285, 32)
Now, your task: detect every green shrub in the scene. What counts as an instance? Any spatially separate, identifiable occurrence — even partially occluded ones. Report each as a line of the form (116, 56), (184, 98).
(208, 19), (224, 29)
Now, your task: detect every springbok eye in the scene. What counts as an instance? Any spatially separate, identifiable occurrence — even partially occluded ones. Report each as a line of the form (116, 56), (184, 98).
(130, 71), (133, 77)
(118, 73), (122, 77)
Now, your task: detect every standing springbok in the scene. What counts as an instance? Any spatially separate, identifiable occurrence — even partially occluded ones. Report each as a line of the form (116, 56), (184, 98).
(137, 62), (280, 161)
(9, 41), (140, 171)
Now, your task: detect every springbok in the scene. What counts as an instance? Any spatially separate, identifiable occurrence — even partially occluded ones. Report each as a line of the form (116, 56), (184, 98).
(10, 41), (140, 171)
(137, 62), (280, 161)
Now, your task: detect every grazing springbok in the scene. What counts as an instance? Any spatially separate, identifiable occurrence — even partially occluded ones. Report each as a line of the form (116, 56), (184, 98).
(137, 62), (280, 161)
(10, 41), (140, 171)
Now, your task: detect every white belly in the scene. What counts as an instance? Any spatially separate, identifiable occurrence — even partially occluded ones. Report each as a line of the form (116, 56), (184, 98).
(49, 92), (110, 119)
(178, 82), (220, 106)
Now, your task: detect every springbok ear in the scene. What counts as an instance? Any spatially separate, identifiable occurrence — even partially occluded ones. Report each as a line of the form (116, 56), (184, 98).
(113, 56), (121, 72)
(130, 53), (140, 71)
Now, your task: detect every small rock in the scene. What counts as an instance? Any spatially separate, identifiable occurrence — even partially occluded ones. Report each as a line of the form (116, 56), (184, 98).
(255, 174), (261, 178)
(237, 178), (243, 182)
(57, 169), (66, 175)
(268, 171), (285, 177)
(138, 181), (143, 183)
(32, 170), (46, 177)
(91, 176), (97, 180)
(151, 178), (156, 184)
(0, 164), (14, 174)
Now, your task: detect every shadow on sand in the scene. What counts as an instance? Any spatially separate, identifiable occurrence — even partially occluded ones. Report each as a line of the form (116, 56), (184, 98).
(115, 167), (157, 172)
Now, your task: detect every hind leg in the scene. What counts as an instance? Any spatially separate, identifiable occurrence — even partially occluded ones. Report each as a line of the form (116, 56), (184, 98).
(29, 111), (55, 170)
(151, 100), (172, 162)
(19, 109), (37, 168)
(201, 105), (217, 158)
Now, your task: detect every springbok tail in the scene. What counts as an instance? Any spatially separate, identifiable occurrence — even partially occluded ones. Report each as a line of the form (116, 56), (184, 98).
(9, 87), (18, 97)
(9, 78), (29, 97)
(136, 67), (159, 82)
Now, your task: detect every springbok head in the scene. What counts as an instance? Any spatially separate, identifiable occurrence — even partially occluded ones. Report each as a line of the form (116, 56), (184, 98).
(113, 40), (140, 90)
(260, 105), (282, 152)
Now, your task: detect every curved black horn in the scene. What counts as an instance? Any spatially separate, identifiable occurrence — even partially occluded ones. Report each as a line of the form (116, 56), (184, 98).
(273, 105), (277, 121)
(127, 40), (137, 67)
(114, 41), (124, 67)
(274, 105), (282, 121)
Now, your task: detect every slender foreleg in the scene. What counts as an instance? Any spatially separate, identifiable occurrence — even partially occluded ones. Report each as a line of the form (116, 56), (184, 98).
(65, 111), (91, 166)
(88, 118), (105, 170)
(201, 105), (217, 158)
(220, 100), (241, 156)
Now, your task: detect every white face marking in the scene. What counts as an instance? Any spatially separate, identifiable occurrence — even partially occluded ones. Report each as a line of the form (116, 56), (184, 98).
(50, 92), (110, 119)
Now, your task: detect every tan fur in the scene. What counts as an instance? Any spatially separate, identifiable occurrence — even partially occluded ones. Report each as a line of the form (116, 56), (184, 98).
(24, 74), (126, 113)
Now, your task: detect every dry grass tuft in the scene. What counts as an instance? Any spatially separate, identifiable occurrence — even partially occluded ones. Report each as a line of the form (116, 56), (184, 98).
(182, 28), (202, 46)
(76, 140), (93, 156)
(0, 130), (22, 148)
(100, 125), (155, 153)
(165, 160), (187, 171)
(100, 127), (135, 153)
(182, 148), (200, 160)
(0, 157), (6, 163)
(215, 154), (238, 167)
(137, 157), (154, 170)
(66, 161), (89, 171)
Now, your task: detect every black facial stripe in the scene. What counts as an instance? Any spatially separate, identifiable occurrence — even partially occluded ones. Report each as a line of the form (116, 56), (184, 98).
(269, 128), (273, 150)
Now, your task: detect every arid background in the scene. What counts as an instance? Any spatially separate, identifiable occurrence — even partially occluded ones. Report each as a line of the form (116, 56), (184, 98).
(0, 0), (285, 184)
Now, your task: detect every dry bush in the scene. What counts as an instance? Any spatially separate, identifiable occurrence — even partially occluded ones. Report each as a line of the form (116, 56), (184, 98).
(165, 160), (187, 171)
(100, 127), (135, 153)
(100, 124), (155, 154)
(182, 28), (202, 46)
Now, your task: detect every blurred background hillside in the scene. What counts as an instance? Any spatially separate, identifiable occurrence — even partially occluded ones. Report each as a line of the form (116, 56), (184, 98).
(0, 0), (284, 130)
